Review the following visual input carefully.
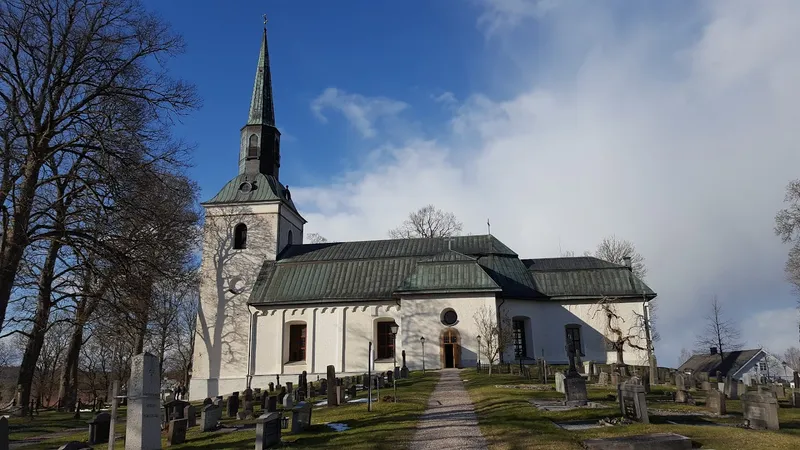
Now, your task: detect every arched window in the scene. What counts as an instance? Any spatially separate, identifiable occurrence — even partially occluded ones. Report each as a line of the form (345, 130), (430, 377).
(233, 223), (247, 249)
(287, 230), (293, 246)
(247, 134), (258, 158)
(376, 320), (398, 359)
(565, 324), (584, 356)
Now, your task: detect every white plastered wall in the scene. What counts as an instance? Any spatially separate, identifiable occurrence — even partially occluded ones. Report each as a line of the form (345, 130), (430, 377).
(502, 298), (650, 366)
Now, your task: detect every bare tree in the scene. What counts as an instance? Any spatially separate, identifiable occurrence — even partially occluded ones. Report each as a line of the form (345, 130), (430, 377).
(784, 347), (800, 373)
(306, 233), (328, 244)
(593, 235), (647, 279)
(388, 205), (463, 239)
(695, 296), (742, 362)
(593, 297), (648, 373)
(775, 180), (800, 290)
(0, 0), (198, 336)
(473, 305), (513, 376)
(678, 348), (694, 366)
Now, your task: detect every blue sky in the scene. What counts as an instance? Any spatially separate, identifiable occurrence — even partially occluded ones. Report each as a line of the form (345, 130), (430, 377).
(144, 0), (800, 367)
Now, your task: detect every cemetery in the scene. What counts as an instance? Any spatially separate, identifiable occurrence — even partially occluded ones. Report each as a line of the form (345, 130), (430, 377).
(0, 356), (438, 449)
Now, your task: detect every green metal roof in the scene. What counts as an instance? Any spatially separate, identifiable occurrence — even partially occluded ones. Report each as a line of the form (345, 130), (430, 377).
(202, 173), (298, 211)
(248, 237), (657, 305)
(395, 251), (501, 294)
(248, 29), (276, 127)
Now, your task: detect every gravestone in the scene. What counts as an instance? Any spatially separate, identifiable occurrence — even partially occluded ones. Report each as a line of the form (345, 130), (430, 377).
(563, 342), (588, 406)
(277, 386), (286, 405)
(386, 370), (394, 384)
(772, 384), (786, 399)
(674, 390), (691, 403)
(706, 389), (726, 415)
(610, 372), (620, 387)
(283, 386), (294, 410)
(401, 351), (410, 379)
(555, 372), (566, 393)
(675, 373), (686, 391)
(348, 384), (357, 399)
(167, 418), (187, 446)
(268, 382), (275, 393)
(642, 372), (651, 394)
(200, 404), (221, 432)
(618, 382), (649, 424)
(291, 402), (313, 433)
(320, 379), (328, 395)
(226, 392), (239, 418)
(727, 378), (739, 400)
(583, 433), (691, 450)
(213, 396), (223, 406)
(597, 372), (609, 386)
(163, 399), (188, 420)
(125, 352), (161, 450)
(203, 397), (212, 406)
(794, 371), (800, 390)
(583, 361), (595, 381)
(337, 384), (346, 404)
(184, 404), (196, 427)
(0, 416), (8, 450)
(87, 412), (111, 445)
(742, 391), (779, 430)
(701, 380), (710, 391)
(792, 391), (800, 408)
(255, 412), (282, 450)
(267, 396), (278, 412)
(327, 365), (339, 406)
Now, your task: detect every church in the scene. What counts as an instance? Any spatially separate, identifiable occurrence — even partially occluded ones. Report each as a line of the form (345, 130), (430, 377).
(189, 26), (657, 400)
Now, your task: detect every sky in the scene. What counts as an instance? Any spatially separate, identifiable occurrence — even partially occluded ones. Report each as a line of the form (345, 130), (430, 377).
(145, 0), (800, 367)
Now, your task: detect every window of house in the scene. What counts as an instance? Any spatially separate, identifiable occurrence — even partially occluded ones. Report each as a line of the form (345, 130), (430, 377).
(512, 320), (527, 358)
(248, 134), (258, 157)
(565, 325), (583, 356)
(377, 321), (398, 359)
(288, 324), (306, 362)
(233, 223), (247, 249)
(759, 362), (767, 371)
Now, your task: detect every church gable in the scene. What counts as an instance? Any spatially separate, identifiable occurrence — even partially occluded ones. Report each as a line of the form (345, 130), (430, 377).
(395, 250), (501, 295)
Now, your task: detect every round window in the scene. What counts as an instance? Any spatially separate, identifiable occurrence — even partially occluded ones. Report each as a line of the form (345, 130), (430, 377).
(229, 276), (246, 294)
(441, 309), (458, 326)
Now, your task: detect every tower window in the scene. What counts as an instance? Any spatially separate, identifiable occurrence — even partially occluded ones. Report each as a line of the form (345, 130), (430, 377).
(233, 223), (247, 249)
(248, 134), (258, 158)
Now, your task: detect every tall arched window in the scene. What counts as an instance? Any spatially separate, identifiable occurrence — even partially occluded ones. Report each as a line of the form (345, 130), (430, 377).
(247, 134), (258, 158)
(287, 230), (293, 246)
(234, 223), (247, 249)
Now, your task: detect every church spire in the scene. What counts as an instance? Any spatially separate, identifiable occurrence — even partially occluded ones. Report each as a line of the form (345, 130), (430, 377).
(247, 16), (276, 127)
(239, 16), (281, 179)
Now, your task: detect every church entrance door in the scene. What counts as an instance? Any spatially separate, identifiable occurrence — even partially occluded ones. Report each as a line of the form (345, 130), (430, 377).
(440, 328), (460, 369)
(444, 344), (455, 368)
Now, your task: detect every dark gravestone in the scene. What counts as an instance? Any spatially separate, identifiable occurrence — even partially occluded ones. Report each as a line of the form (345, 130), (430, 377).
(267, 395), (278, 412)
(794, 371), (800, 390)
(277, 387), (286, 405)
(327, 365), (338, 406)
(87, 412), (111, 445)
(792, 391), (800, 408)
(401, 350), (410, 378)
(618, 383), (649, 424)
(348, 384), (357, 399)
(167, 418), (187, 446)
(184, 404), (197, 427)
(291, 402), (313, 433)
(321, 379), (328, 395)
(200, 404), (222, 432)
(268, 382), (275, 393)
(255, 412), (282, 450)
(163, 399), (188, 420)
(202, 397), (212, 406)
(226, 393), (240, 418)
(563, 341), (587, 406)
(0, 416), (8, 450)
(583, 433), (691, 450)
(386, 370), (394, 384)
(742, 392), (779, 430)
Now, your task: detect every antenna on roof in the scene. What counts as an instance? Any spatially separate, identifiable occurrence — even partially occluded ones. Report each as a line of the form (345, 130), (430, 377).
(487, 218), (491, 235)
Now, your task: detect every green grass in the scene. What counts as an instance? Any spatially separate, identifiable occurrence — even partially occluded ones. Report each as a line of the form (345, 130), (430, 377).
(8, 371), (439, 449)
(462, 370), (800, 449)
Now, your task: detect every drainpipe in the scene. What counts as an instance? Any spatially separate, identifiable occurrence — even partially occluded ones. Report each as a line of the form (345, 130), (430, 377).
(246, 305), (257, 389)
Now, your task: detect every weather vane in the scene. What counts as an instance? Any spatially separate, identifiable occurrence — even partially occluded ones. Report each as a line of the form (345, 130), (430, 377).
(263, 14), (268, 26)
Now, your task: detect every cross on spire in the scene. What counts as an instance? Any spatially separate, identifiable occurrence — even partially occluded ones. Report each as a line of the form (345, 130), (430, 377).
(263, 14), (268, 26)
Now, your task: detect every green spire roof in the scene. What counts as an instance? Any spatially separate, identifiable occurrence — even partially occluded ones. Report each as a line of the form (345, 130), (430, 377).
(248, 28), (276, 126)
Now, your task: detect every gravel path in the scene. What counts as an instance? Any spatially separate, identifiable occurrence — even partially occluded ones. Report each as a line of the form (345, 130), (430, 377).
(409, 369), (488, 450)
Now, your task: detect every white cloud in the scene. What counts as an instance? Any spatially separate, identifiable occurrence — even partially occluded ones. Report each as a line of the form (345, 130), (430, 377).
(476, 0), (561, 36)
(310, 87), (409, 139)
(294, 0), (800, 367)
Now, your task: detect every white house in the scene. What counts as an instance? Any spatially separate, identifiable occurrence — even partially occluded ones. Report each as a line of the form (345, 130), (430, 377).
(188, 26), (657, 401)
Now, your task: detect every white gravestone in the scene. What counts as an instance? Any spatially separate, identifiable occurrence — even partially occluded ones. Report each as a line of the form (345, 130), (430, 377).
(126, 353), (162, 450)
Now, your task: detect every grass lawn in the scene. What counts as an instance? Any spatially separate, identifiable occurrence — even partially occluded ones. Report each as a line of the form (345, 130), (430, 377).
(8, 370), (439, 449)
(462, 370), (800, 449)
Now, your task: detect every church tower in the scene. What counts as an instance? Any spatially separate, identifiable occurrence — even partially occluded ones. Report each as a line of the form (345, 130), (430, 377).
(190, 21), (306, 400)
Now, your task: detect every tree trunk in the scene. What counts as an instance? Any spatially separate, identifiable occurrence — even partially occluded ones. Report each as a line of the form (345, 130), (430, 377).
(14, 237), (60, 416)
(0, 158), (44, 335)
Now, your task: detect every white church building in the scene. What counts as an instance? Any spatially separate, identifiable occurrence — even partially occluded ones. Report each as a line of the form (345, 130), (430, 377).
(189, 26), (657, 400)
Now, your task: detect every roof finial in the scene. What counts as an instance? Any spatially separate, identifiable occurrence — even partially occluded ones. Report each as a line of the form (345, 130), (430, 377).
(263, 13), (268, 26)
(487, 218), (491, 235)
